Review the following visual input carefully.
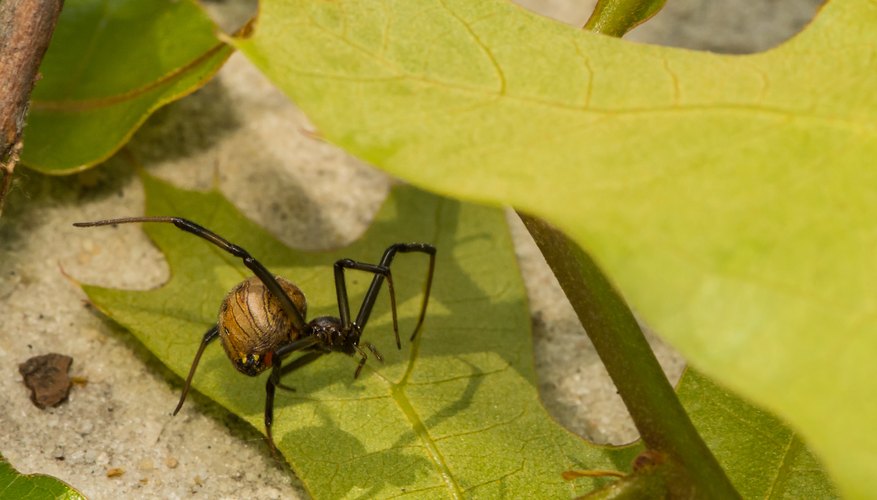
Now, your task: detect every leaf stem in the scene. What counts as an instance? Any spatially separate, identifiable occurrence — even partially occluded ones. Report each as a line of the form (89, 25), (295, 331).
(519, 214), (739, 498)
(583, 0), (667, 36)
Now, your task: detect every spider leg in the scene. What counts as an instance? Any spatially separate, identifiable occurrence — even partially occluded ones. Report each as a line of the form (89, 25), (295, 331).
(348, 341), (385, 380)
(73, 217), (307, 331)
(173, 325), (219, 415)
(349, 341), (385, 380)
(275, 381), (297, 392)
(356, 243), (437, 343)
(353, 344), (370, 378)
(275, 349), (324, 391)
(334, 259), (399, 347)
(264, 337), (322, 454)
(363, 341), (384, 362)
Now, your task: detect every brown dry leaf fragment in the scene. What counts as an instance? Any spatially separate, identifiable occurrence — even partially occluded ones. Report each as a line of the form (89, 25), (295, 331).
(18, 353), (73, 408)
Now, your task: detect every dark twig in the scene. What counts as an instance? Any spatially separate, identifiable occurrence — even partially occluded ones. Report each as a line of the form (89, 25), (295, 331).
(0, 0), (64, 216)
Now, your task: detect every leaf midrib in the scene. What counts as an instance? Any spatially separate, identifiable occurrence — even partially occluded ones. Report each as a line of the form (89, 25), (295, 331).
(31, 43), (228, 112)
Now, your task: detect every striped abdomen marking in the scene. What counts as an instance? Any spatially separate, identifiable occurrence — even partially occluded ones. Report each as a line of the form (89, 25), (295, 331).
(218, 276), (307, 376)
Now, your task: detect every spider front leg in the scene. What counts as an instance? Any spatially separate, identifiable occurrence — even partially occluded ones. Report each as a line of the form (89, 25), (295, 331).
(74, 217), (308, 332)
(173, 325), (219, 415)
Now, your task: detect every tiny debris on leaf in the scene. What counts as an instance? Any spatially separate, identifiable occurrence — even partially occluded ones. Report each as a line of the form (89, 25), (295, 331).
(18, 353), (73, 408)
(632, 449), (668, 472)
(106, 467), (125, 478)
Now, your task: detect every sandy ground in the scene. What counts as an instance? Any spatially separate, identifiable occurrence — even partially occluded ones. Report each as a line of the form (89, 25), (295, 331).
(0, 0), (823, 498)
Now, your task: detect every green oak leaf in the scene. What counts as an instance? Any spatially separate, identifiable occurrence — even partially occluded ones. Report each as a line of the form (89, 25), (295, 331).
(0, 453), (86, 500)
(21, 0), (231, 174)
(677, 371), (836, 499)
(82, 175), (833, 497)
(82, 174), (637, 498)
(234, 0), (876, 495)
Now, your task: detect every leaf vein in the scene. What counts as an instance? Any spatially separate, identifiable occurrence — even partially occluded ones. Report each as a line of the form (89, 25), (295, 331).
(31, 43), (229, 112)
(435, 0), (506, 95)
(433, 408), (526, 442)
(765, 434), (800, 499)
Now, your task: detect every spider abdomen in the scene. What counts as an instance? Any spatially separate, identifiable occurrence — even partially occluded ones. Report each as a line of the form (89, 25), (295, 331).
(218, 276), (307, 376)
